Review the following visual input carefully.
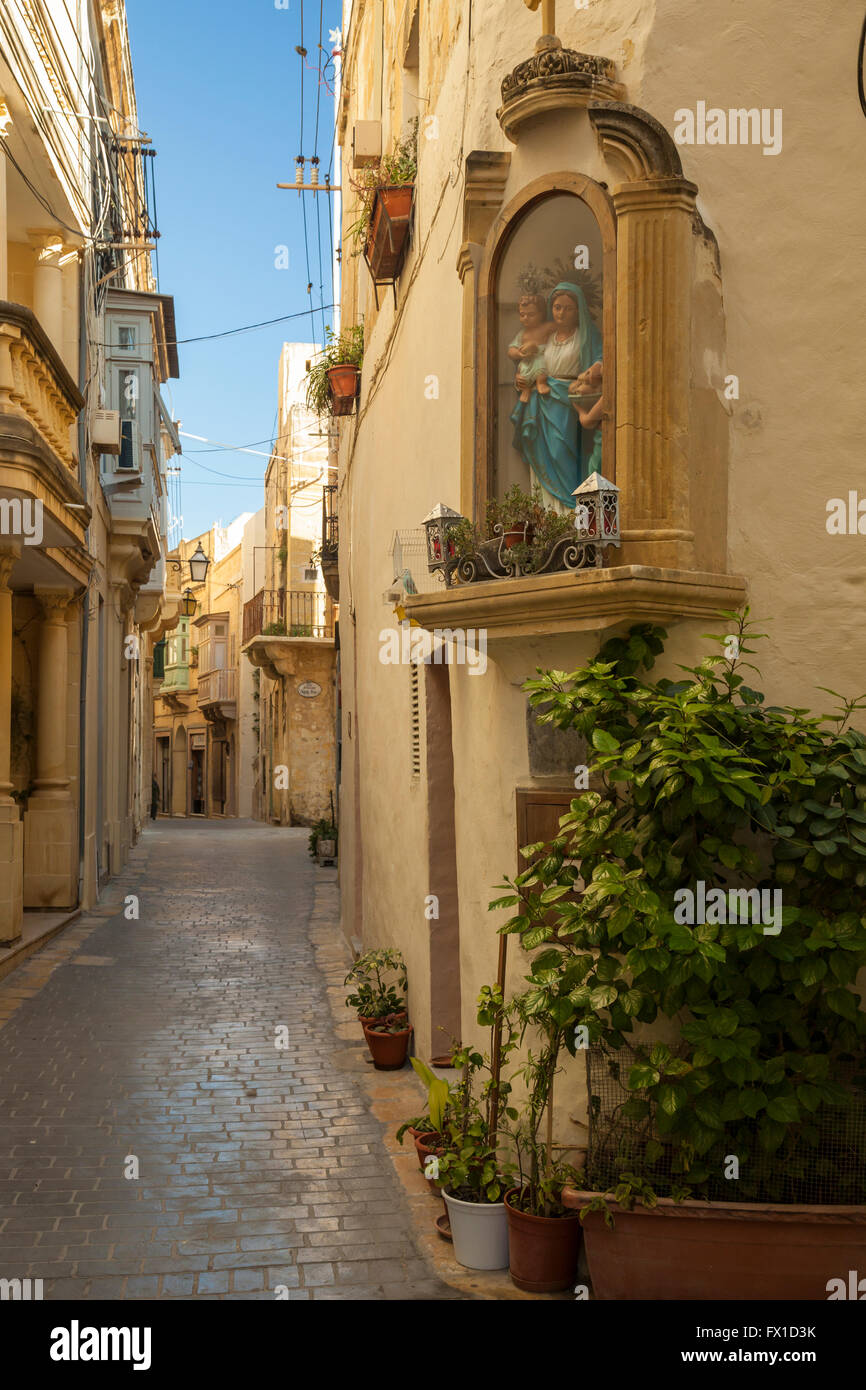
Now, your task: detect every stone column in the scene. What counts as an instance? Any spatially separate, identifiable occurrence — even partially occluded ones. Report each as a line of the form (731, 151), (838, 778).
(0, 104), (10, 302)
(0, 547), (23, 944)
(23, 589), (78, 908)
(612, 178), (698, 569)
(28, 231), (67, 352)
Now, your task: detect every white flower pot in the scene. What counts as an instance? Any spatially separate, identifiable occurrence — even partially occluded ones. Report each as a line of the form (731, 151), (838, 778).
(443, 1190), (509, 1271)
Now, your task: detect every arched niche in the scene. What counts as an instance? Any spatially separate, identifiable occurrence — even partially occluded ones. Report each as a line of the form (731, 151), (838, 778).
(474, 173), (616, 523)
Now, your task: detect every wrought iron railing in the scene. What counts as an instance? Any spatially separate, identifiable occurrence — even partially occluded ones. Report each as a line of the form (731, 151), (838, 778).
(243, 588), (333, 641)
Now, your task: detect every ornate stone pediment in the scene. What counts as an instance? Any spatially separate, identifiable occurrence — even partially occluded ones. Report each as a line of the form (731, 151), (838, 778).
(497, 38), (625, 142)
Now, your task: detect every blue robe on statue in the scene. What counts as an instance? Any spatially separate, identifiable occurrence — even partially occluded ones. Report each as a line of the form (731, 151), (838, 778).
(510, 281), (603, 508)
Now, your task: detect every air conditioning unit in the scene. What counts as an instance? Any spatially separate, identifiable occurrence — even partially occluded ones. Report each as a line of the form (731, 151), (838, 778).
(352, 120), (382, 169)
(92, 409), (121, 454)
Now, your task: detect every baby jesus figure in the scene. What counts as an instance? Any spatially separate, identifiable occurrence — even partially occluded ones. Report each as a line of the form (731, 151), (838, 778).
(508, 293), (556, 402)
(569, 359), (604, 427)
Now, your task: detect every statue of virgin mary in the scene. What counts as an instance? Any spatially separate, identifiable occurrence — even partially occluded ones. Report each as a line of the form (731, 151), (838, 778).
(510, 279), (603, 510)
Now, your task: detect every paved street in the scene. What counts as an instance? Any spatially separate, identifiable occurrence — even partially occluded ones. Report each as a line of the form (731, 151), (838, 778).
(0, 822), (450, 1300)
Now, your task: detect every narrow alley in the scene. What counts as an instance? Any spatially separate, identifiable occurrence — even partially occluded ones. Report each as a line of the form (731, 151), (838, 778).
(0, 822), (449, 1301)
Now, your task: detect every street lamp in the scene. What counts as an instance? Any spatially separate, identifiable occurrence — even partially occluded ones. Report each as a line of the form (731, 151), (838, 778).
(180, 591), (198, 619)
(188, 543), (210, 583)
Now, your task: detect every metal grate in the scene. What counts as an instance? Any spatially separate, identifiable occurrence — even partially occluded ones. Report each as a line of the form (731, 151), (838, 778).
(391, 529), (444, 595)
(585, 1040), (866, 1206)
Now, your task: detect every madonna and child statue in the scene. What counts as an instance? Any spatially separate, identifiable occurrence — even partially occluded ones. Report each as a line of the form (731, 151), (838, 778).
(506, 265), (604, 511)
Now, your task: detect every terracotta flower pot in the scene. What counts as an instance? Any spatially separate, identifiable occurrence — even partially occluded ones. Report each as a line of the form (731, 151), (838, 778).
(504, 1188), (582, 1293)
(502, 523), (534, 550)
(363, 1021), (413, 1070)
(358, 1009), (407, 1030)
(414, 1131), (445, 1191)
(327, 364), (360, 417)
(365, 184), (414, 280)
(563, 1188), (866, 1301)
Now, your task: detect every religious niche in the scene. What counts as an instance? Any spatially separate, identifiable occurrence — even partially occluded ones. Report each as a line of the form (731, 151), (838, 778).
(495, 192), (606, 512)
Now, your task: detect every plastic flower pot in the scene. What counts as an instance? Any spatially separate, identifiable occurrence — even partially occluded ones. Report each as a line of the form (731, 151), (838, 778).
(504, 1188), (582, 1293)
(363, 1020), (413, 1070)
(443, 1191), (509, 1271)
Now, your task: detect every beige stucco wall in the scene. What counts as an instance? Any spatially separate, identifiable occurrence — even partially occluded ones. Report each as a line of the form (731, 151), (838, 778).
(337, 0), (866, 1141)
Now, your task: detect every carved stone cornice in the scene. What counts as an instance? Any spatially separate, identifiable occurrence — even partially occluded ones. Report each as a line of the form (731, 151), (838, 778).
(588, 101), (684, 182)
(497, 38), (625, 143)
(404, 565), (747, 640)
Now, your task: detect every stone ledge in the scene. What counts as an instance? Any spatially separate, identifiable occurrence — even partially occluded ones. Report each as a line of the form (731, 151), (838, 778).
(403, 564), (747, 640)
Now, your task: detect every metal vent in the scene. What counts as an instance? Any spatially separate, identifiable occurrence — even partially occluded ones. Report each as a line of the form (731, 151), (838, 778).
(410, 663), (421, 779)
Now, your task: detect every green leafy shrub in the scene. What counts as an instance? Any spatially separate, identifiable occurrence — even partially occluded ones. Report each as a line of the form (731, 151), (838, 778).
(491, 611), (866, 1206)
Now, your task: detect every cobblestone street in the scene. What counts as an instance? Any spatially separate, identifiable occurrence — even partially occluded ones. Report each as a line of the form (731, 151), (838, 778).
(0, 822), (451, 1301)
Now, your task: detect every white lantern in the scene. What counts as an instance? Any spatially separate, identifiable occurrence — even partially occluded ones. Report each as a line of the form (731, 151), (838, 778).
(422, 502), (466, 579)
(573, 473), (620, 553)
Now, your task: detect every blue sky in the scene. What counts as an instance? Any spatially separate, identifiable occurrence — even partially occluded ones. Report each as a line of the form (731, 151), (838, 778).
(125, 0), (342, 538)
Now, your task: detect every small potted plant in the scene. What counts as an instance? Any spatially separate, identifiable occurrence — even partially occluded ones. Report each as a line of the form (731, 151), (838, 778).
(487, 483), (546, 550)
(397, 1057), (453, 1171)
(305, 324), (364, 418)
(436, 1039), (515, 1272)
(344, 947), (407, 1030)
(364, 1012), (414, 1070)
(348, 120), (417, 280)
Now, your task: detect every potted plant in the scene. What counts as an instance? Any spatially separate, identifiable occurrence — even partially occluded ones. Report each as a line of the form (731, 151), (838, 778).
(436, 1038), (515, 1272)
(348, 120), (417, 280)
(498, 611), (866, 1299)
(344, 947), (407, 1029)
(495, 994), (582, 1291)
(305, 323), (364, 418)
(397, 1057), (453, 1169)
(487, 483), (546, 550)
(364, 1012), (414, 1070)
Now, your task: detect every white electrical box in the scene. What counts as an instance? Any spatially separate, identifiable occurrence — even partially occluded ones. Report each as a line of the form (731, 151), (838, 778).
(352, 120), (382, 169)
(92, 409), (121, 454)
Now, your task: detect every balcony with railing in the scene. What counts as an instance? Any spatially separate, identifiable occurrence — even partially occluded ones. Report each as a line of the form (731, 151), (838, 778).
(321, 484), (339, 601)
(197, 666), (237, 710)
(242, 587), (335, 681)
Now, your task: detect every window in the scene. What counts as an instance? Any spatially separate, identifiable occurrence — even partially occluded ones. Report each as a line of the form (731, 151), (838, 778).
(118, 368), (139, 470)
(495, 193), (606, 509)
(118, 325), (137, 351)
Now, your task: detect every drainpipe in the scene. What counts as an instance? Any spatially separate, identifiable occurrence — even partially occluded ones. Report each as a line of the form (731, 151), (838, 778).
(77, 254), (90, 909)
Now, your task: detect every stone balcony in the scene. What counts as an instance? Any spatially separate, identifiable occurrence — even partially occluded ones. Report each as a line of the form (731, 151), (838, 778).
(242, 588), (335, 682)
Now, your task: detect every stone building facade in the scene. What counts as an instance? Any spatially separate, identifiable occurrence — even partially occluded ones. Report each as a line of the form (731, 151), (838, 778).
(332, 0), (865, 1143)
(0, 1), (181, 948)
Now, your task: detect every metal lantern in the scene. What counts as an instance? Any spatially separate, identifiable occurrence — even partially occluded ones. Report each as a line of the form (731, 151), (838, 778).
(422, 503), (466, 578)
(573, 472), (621, 552)
(180, 589), (197, 619)
(188, 543), (210, 583)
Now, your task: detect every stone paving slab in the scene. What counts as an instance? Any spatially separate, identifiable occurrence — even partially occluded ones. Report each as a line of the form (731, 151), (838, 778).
(0, 821), (458, 1301)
